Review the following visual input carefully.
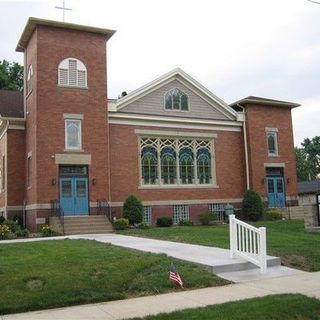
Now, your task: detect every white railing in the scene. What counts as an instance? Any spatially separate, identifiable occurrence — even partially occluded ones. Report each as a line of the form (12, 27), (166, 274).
(229, 214), (267, 274)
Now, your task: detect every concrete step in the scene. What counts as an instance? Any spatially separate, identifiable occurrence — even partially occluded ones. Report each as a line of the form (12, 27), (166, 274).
(51, 215), (113, 235)
(216, 265), (306, 283)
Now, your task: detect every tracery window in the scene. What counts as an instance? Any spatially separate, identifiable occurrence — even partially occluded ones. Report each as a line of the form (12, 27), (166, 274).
(165, 88), (188, 111)
(139, 137), (214, 186)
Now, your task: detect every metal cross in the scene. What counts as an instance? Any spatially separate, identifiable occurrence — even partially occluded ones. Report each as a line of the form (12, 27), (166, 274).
(55, 0), (72, 22)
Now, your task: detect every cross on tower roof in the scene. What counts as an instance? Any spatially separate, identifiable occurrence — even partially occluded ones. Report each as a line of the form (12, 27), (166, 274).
(55, 0), (72, 22)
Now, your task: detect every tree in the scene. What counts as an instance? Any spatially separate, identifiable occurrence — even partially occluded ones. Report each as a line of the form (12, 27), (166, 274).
(0, 60), (23, 91)
(242, 189), (263, 221)
(122, 195), (143, 225)
(295, 147), (315, 181)
(296, 136), (320, 181)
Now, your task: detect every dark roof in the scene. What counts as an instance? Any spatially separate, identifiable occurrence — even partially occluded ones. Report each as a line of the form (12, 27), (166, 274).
(298, 180), (320, 195)
(230, 96), (300, 108)
(0, 90), (24, 118)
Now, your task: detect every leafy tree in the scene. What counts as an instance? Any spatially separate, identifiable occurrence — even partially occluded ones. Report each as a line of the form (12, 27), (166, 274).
(0, 59), (23, 91)
(296, 136), (320, 181)
(122, 195), (143, 225)
(295, 147), (315, 181)
(242, 189), (263, 221)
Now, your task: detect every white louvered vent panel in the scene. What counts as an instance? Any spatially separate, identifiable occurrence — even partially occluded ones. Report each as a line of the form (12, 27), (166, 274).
(68, 60), (77, 86)
(77, 70), (86, 87)
(59, 68), (68, 86)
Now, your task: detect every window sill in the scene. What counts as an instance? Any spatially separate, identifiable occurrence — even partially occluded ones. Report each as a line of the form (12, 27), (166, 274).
(58, 85), (88, 90)
(268, 154), (280, 157)
(64, 149), (85, 153)
(138, 184), (219, 190)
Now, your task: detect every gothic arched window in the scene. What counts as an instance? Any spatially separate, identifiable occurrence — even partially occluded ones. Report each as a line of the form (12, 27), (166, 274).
(179, 148), (194, 184)
(197, 148), (211, 184)
(165, 88), (188, 111)
(141, 147), (158, 184)
(161, 147), (176, 184)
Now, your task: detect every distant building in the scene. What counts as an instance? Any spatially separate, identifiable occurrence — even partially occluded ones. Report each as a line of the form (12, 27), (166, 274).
(298, 180), (320, 205)
(0, 18), (300, 232)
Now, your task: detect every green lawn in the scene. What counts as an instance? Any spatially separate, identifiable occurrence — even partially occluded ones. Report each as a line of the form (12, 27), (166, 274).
(0, 239), (229, 315)
(130, 294), (320, 320)
(119, 220), (320, 271)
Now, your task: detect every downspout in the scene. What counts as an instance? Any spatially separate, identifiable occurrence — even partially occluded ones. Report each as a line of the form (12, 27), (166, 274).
(237, 104), (250, 190)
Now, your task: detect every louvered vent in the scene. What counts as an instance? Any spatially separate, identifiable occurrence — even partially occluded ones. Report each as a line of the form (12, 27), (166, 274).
(59, 68), (68, 86)
(68, 60), (77, 86)
(78, 70), (86, 87)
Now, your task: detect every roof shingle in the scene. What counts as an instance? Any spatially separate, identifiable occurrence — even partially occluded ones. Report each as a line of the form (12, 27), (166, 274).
(0, 90), (24, 118)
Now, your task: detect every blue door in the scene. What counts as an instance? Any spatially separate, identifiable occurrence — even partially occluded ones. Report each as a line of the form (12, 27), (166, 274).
(60, 177), (88, 216)
(267, 177), (285, 208)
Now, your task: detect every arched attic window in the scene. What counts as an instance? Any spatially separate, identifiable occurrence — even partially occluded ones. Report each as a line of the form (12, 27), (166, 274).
(165, 88), (188, 111)
(58, 58), (87, 88)
(26, 65), (33, 95)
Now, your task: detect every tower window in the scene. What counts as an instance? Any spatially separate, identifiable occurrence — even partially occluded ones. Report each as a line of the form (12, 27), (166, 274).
(58, 58), (87, 88)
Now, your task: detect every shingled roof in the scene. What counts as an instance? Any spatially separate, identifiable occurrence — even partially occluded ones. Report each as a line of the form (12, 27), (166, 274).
(298, 180), (320, 195)
(0, 90), (24, 118)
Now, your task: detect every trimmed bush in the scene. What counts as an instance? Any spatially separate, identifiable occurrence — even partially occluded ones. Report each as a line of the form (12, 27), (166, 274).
(40, 225), (59, 237)
(178, 219), (194, 226)
(113, 218), (129, 230)
(137, 222), (150, 229)
(156, 216), (173, 227)
(123, 195), (143, 225)
(265, 209), (283, 220)
(3, 220), (20, 234)
(199, 212), (218, 225)
(242, 189), (264, 221)
(0, 216), (5, 224)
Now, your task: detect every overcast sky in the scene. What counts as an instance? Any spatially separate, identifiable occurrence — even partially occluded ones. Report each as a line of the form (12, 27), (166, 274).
(1, 0), (319, 146)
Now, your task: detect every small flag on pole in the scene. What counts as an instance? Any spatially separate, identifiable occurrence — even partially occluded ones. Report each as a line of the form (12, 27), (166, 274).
(169, 263), (184, 288)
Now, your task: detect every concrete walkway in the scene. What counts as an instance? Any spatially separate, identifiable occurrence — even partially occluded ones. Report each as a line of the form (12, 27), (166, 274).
(2, 271), (320, 320)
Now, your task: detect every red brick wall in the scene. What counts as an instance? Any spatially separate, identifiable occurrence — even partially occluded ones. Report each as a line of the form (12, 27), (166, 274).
(25, 25), (111, 205)
(7, 130), (25, 206)
(245, 104), (298, 198)
(109, 124), (246, 203)
(0, 132), (6, 209)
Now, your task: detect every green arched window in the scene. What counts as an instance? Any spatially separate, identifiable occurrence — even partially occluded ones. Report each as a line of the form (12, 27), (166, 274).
(197, 148), (211, 184)
(141, 147), (158, 184)
(161, 147), (176, 184)
(179, 148), (194, 184)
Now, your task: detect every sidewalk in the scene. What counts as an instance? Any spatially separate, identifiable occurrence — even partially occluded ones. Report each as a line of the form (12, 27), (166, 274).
(2, 272), (320, 320)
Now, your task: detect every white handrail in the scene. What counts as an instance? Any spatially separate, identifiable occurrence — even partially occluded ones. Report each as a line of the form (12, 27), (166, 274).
(229, 214), (267, 274)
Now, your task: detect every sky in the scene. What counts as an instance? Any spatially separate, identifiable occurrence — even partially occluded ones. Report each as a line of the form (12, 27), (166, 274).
(0, 0), (319, 146)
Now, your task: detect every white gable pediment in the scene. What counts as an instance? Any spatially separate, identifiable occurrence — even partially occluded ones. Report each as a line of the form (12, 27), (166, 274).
(115, 68), (237, 121)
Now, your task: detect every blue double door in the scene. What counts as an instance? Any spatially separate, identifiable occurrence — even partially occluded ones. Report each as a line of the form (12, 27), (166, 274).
(267, 177), (285, 208)
(60, 177), (88, 216)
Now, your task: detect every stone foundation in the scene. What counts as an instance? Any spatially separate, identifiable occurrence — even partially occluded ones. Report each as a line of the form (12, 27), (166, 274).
(304, 204), (320, 232)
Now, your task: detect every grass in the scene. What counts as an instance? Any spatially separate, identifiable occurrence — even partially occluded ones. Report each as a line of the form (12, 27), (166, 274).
(119, 220), (320, 271)
(130, 294), (320, 320)
(0, 239), (229, 315)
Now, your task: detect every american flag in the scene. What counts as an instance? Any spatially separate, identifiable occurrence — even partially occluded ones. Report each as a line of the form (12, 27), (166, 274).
(169, 263), (184, 288)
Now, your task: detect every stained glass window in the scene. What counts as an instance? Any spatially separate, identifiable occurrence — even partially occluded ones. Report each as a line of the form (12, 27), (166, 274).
(267, 132), (278, 156)
(179, 148), (194, 184)
(141, 147), (158, 184)
(197, 148), (211, 184)
(161, 147), (176, 184)
(65, 119), (81, 150)
(165, 88), (189, 111)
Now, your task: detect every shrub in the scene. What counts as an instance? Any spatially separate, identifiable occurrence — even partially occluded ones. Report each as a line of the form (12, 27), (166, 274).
(40, 225), (58, 237)
(3, 219), (20, 234)
(12, 214), (23, 227)
(178, 219), (194, 226)
(0, 224), (11, 240)
(156, 216), (173, 227)
(265, 209), (283, 220)
(242, 189), (263, 221)
(123, 195), (143, 225)
(113, 218), (129, 230)
(137, 222), (150, 229)
(0, 216), (5, 224)
(199, 212), (218, 225)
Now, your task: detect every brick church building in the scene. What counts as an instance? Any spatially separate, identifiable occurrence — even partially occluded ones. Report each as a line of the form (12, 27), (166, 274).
(0, 18), (300, 232)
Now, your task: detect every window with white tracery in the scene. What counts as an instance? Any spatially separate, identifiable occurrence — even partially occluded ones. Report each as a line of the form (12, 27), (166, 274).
(139, 137), (214, 186)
